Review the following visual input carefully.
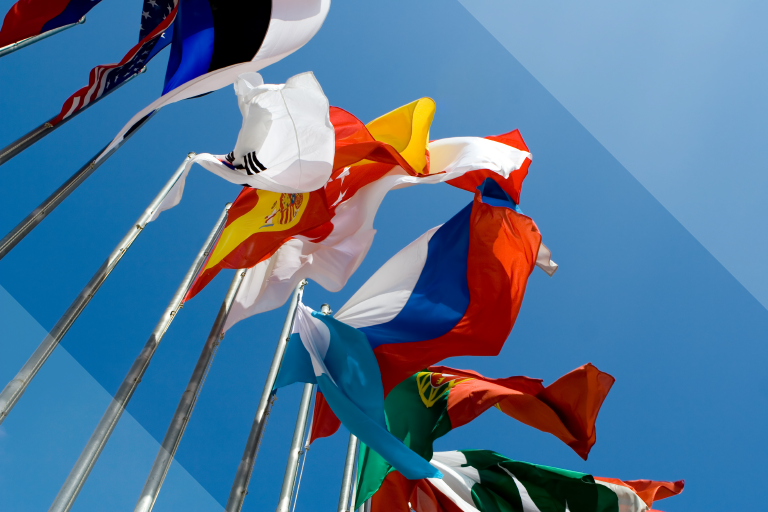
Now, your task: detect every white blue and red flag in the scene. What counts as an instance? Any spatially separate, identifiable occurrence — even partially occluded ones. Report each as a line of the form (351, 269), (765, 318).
(277, 178), (557, 449)
(334, 177), (550, 395)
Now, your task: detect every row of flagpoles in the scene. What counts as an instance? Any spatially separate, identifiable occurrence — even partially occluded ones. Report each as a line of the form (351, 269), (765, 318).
(0, 173), (358, 511)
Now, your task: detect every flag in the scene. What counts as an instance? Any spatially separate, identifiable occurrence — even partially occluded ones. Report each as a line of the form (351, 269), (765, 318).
(98, 0), (330, 160)
(273, 302), (442, 482)
(139, 0), (174, 41)
(149, 71), (335, 214)
(0, 0), (96, 48)
(334, 178), (551, 395)
(221, 102), (550, 331)
(370, 450), (684, 512)
(51, 1), (176, 126)
(352, 364), (615, 506)
(184, 185), (331, 300)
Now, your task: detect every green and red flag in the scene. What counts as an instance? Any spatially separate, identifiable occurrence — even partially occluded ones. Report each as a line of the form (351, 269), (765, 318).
(372, 449), (684, 512)
(353, 364), (614, 507)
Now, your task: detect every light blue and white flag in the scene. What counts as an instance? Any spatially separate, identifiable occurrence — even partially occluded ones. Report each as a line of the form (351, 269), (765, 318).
(274, 302), (442, 481)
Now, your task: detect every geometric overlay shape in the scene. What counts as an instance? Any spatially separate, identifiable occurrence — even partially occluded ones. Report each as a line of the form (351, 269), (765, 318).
(0, 285), (221, 511)
(459, 0), (768, 311)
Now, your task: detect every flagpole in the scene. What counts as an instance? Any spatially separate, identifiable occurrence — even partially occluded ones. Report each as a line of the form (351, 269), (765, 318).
(337, 434), (359, 512)
(0, 16), (86, 59)
(0, 153), (195, 426)
(48, 204), (230, 512)
(133, 269), (246, 512)
(224, 279), (307, 512)
(0, 110), (156, 261)
(275, 382), (315, 512)
(0, 66), (146, 167)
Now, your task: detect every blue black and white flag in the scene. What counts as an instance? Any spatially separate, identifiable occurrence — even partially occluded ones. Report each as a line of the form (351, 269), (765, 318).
(98, 0), (330, 159)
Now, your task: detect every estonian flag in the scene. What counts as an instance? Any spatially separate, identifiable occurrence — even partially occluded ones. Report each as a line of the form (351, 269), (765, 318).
(99, 0), (329, 159)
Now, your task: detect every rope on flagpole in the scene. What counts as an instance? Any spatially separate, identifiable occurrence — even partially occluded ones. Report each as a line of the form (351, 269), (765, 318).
(48, 203), (231, 512)
(0, 16), (86, 59)
(0, 66), (146, 168)
(291, 415), (313, 512)
(133, 268), (247, 512)
(0, 109), (157, 262)
(276, 382), (315, 512)
(0, 153), (195, 426)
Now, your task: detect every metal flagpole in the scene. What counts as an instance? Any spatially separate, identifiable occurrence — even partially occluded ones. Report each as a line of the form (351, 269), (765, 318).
(275, 383), (315, 512)
(0, 153), (195, 426)
(276, 303), (332, 512)
(0, 16), (86, 59)
(133, 269), (246, 512)
(0, 109), (157, 261)
(48, 204), (231, 512)
(0, 66), (146, 167)
(224, 280), (307, 512)
(337, 434), (359, 512)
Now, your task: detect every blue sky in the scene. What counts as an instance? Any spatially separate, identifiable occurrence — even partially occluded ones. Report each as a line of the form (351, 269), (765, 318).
(1, 1), (767, 511)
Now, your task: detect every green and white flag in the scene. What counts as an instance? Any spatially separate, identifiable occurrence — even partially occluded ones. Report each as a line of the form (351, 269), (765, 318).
(377, 450), (683, 512)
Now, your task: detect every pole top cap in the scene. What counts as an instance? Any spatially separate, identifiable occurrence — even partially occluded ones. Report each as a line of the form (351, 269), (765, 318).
(320, 304), (332, 315)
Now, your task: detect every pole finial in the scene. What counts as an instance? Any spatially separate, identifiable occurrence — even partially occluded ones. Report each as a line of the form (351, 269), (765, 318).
(320, 304), (332, 315)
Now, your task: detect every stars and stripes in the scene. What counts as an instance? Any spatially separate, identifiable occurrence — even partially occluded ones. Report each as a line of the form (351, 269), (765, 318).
(139, 0), (175, 41)
(50, 4), (177, 126)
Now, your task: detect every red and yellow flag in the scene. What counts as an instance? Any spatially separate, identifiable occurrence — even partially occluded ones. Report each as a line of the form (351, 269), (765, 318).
(185, 187), (330, 300)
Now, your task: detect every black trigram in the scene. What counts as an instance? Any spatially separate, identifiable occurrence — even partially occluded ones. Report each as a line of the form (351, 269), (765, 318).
(227, 151), (267, 175)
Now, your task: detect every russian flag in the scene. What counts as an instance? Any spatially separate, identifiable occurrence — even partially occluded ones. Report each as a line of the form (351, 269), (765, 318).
(307, 178), (556, 442)
(336, 178), (550, 395)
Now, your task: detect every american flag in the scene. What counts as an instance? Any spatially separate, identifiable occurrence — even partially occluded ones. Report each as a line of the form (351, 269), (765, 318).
(50, 1), (177, 126)
(139, 0), (176, 42)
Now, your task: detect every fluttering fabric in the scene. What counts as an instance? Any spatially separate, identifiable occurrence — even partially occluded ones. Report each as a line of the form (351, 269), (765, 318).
(97, 0), (330, 160)
(369, 450), (684, 512)
(51, 1), (176, 126)
(184, 186), (331, 300)
(150, 71), (335, 228)
(221, 103), (553, 331)
(333, 179), (547, 395)
(0, 0), (100, 48)
(351, 364), (615, 506)
(273, 302), (442, 481)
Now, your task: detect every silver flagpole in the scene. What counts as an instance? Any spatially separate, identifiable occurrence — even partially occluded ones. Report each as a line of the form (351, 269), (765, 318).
(0, 16), (86, 59)
(275, 383), (315, 512)
(48, 204), (231, 512)
(276, 303), (331, 512)
(0, 66), (146, 167)
(0, 110), (157, 261)
(337, 434), (359, 512)
(134, 268), (246, 512)
(0, 153), (195, 426)
(224, 280), (307, 512)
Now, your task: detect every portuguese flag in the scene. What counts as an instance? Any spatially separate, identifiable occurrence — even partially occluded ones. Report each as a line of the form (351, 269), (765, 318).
(355, 364), (614, 507)
(373, 449), (684, 512)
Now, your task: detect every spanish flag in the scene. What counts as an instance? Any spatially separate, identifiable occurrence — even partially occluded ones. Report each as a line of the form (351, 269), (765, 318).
(185, 187), (330, 300)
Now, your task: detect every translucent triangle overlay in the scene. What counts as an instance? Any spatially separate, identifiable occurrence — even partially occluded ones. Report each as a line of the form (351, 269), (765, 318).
(1, 1), (767, 511)
(0, 285), (222, 511)
(458, 0), (768, 312)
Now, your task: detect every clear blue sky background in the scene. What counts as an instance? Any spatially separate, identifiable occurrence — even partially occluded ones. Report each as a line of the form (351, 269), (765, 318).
(1, 1), (767, 511)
